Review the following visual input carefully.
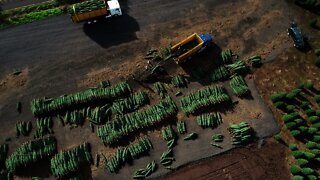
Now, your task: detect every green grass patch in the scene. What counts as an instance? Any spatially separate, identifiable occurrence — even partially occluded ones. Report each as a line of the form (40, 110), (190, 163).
(1, 8), (63, 30)
(2, 0), (60, 17)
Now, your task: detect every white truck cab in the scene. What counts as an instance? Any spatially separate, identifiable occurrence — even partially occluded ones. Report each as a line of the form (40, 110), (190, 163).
(106, 0), (122, 17)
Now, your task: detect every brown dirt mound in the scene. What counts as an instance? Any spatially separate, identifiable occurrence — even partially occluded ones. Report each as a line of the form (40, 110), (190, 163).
(0, 68), (28, 93)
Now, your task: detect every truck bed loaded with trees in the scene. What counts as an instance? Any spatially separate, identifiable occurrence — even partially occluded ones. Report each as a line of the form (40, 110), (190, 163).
(67, 0), (122, 23)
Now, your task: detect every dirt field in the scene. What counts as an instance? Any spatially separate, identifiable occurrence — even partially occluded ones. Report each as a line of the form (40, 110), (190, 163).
(164, 139), (291, 180)
(1, 0), (319, 179)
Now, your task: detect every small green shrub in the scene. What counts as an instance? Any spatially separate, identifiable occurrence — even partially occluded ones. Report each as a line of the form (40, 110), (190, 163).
(308, 127), (318, 135)
(300, 101), (310, 110)
(307, 175), (317, 180)
(271, 92), (287, 103)
(291, 130), (301, 137)
(282, 112), (300, 123)
(305, 109), (316, 117)
(282, 114), (295, 123)
(292, 151), (304, 158)
(286, 93), (296, 100)
(286, 122), (297, 130)
(315, 49), (320, 56)
(296, 158), (309, 167)
(289, 144), (298, 151)
(293, 175), (303, 180)
(294, 119), (304, 126)
(303, 151), (316, 160)
(298, 126), (308, 133)
(312, 135), (320, 142)
(305, 81), (314, 90)
(305, 141), (317, 149)
(312, 122), (320, 129)
(316, 110), (320, 116)
(274, 101), (286, 110)
(297, 83), (305, 89)
(310, 149), (320, 155)
(286, 105), (296, 113)
(292, 88), (302, 96)
(315, 95), (320, 103)
(291, 112), (300, 118)
(274, 133), (283, 142)
(301, 167), (314, 175)
(290, 165), (301, 175)
(309, 116), (320, 124)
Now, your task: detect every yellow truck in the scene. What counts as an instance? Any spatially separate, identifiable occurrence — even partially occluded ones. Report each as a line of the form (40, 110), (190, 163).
(68, 0), (122, 23)
(171, 33), (213, 64)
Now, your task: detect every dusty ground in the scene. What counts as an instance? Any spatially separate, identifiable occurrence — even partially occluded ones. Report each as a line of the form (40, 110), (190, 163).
(0, 68), (28, 93)
(0, 0), (316, 179)
(162, 2), (320, 178)
(164, 139), (291, 180)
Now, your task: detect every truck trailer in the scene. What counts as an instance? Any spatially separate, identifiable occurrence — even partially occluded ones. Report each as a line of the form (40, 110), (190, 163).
(171, 33), (213, 64)
(68, 0), (122, 23)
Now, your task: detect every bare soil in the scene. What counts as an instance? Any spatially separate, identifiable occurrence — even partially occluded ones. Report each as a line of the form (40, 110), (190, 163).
(0, 68), (28, 93)
(164, 139), (291, 180)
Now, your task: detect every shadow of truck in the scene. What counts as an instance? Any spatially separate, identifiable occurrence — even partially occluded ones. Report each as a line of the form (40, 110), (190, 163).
(83, 13), (140, 48)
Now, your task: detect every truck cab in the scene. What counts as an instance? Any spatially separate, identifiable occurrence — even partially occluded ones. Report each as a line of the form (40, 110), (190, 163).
(198, 34), (213, 53)
(106, 0), (122, 17)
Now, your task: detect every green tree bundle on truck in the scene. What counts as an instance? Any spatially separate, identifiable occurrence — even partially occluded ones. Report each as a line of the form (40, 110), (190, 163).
(67, 0), (122, 23)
